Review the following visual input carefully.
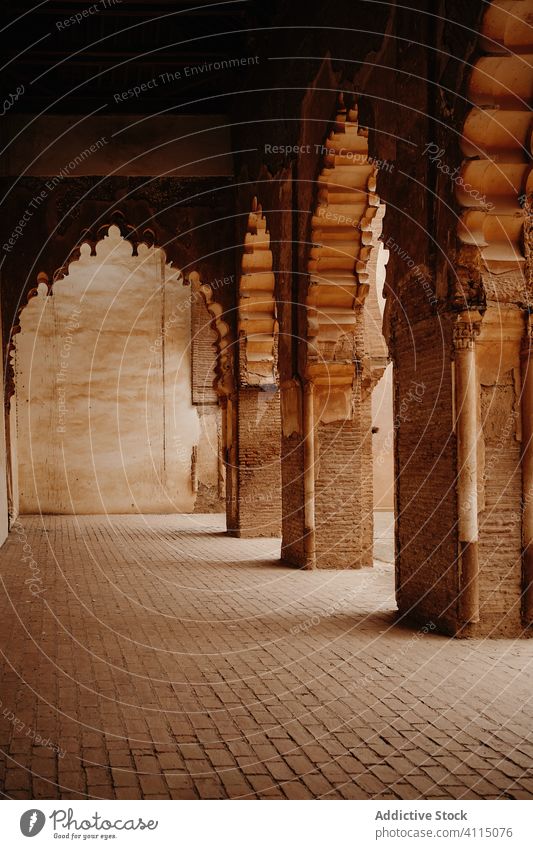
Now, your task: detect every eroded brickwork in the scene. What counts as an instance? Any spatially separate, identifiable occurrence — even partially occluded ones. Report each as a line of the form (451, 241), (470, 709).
(281, 435), (306, 567)
(393, 314), (459, 634)
(314, 413), (364, 569)
(191, 294), (218, 406)
(361, 388), (374, 566)
(477, 375), (522, 635)
(193, 407), (224, 514)
(230, 388), (282, 538)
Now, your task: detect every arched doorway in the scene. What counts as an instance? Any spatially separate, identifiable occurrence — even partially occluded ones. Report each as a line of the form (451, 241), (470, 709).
(9, 225), (223, 517)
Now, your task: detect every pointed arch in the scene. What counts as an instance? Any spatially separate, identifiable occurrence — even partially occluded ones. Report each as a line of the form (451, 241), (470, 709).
(5, 219), (179, 406)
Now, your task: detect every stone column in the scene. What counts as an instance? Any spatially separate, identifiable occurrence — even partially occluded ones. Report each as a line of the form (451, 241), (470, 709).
(454, 311), (482, 625)
(521, 312), (533, 625)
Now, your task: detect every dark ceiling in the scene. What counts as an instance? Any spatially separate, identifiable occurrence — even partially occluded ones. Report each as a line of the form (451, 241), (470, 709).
(2, 0), (268, 115)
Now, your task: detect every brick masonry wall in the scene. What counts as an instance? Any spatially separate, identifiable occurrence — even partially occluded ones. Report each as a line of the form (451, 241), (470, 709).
(225, 401), (239, 532)
(393, 313), (459, 633)
(361, 389), (374, 566)
(231, 387), (282, 538)
(314, 388), (368, 569)
(281, 435), (306, 567)
(280, 390), (375, 571)
(190, 292), (224, 513)
(475, 373), (522, 636)
(193, 406), (224, 513)
(191, 294), (218, 405)
(393, 306), (526, 638)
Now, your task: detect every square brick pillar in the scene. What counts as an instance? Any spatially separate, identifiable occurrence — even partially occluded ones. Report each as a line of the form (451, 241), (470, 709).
(227, 386), (281, 538)
(280, 380), (306, 566)
(392, 314), (458, 632)
(313, 416), (365, 569)
(280, 372), (374, 569)
(394, 307), (528, 638)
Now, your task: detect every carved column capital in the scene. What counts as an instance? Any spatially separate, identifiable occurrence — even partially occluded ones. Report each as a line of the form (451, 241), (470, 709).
(453, 311), (483, 351)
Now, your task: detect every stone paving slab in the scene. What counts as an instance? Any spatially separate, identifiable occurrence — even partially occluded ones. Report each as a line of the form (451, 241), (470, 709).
(0, 514), (531, 800)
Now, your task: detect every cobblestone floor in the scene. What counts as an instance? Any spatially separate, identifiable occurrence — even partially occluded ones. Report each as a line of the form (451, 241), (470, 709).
(0, 514), (531, 800)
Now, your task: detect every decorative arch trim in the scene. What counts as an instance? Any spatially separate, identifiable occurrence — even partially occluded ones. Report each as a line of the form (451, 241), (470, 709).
(237, 198), (278, 386)
(5, 220), (178, 406)
(306, 99), (385, 361)
(52, 212), (160, 284)
(457, 0), (532, 288)
(190, 272), (234, 398)
(304, 98), (386, 420)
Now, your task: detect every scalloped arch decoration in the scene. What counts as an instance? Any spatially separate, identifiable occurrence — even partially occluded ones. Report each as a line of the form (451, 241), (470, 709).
(6, 224), (180, 405)
(306, 100), (384, 362)
(237, 198), (278, 386)
(457, 0), (533, 284)
(190, 272), (234, 398)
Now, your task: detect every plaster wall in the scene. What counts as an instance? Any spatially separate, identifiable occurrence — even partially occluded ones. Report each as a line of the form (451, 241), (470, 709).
(14, 226), (220, 514)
